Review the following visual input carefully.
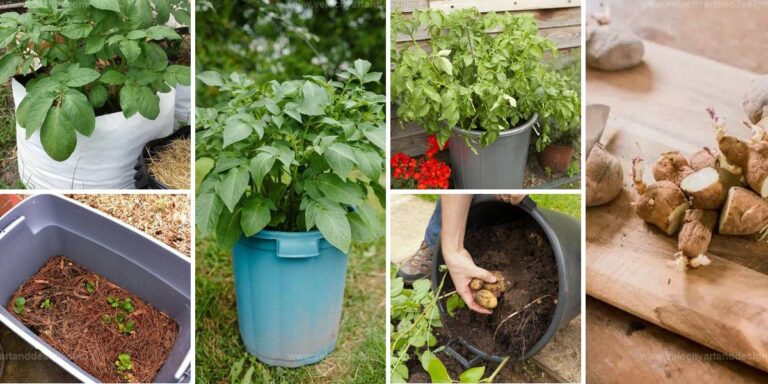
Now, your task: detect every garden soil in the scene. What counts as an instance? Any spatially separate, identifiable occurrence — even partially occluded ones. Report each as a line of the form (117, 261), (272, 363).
(444, 219), (558, 359)
(7, 256), (178, 383)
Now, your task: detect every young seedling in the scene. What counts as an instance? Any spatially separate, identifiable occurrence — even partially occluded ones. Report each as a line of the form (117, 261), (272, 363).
(40, 298), (53, 310)
(118, 320), (136, 335)
(13, 297), (26, 314)
(115, 353), (133, 372)
(107, 297), (134, 313)
(102, 314), (112, 324)
(85, 281), (95, 294)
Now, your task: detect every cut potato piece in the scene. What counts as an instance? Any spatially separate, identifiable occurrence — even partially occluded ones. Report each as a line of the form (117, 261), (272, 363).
(680, 167), (727, 209)
(718, 187), (768, 236)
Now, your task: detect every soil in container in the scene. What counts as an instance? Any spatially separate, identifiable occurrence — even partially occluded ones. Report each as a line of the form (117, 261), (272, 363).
(444, 217), (558, 359)
(146, 137), (191, 189)
(7, 256), (179, 383)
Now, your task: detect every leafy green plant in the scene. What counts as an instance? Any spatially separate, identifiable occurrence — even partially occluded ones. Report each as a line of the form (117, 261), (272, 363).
(107, 296), (134, 312)
(391, 9), (580, 150)
(118, 319), (136, 335)
(115, 353), (133, 372)
(195, 59), (385, 252)
(13, 297), (25, 314)
(40, 298), (52, 309)
(0, 0), (191, 161)
(85, 280), (95, 294)
(390, 268), (510, 383)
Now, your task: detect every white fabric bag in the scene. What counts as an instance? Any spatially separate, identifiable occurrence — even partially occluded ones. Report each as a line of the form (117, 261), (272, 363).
(12, 78), (175, 189)
(175, 84), (191, 129)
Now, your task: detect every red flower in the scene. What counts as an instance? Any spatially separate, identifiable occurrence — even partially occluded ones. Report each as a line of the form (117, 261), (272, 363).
(391, 135), (451, 189)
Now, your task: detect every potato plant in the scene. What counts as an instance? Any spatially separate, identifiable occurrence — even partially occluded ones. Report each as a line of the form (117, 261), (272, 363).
(390, 268), (506, 383)
(0, 0), (191, 161)
(391, 9), (579, 150)
(195, 60), (385, 252)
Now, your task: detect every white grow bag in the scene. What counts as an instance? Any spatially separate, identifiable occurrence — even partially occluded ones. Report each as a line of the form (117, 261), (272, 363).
(12, 78), (175, 189)
(175, 84), (191, 129)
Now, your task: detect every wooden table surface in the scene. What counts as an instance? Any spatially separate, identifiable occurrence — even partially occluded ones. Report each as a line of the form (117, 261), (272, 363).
(586, 40), (768, 375)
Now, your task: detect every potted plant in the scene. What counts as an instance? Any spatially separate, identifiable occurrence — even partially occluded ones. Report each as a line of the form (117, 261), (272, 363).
(537, 118), (580, 175)
(0, 0), (191, 189)
(195, 59), (385, 367)
(391, 8), (580, 188)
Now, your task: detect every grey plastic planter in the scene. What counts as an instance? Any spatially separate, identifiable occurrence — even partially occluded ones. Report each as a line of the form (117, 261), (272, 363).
(448, 113), (538, 189)
(0, 195), (191, 383)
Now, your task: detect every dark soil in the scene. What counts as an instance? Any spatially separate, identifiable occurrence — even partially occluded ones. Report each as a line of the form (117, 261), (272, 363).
(7, 256), (178, 383)
(444, 219), (558, 359)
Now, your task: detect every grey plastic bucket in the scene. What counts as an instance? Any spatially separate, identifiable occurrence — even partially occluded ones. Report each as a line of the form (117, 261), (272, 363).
(431, 196), (581, 368)
(448, 113), (537, 189)
(0, 195), (191, 383)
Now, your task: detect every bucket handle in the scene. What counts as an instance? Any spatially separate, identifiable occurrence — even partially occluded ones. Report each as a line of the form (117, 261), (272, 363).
(276, 238), (321, 258)
(0, 216), (26, 242)
(443, 339), (489, 370)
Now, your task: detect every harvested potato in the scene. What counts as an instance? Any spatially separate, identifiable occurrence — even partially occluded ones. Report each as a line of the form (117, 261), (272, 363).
(483, 271), (512, 298)
(718, 187), (768, 236)
(680, 167), (727, 209)
(586, 25), (644, 71)
(469, 278), (484, 291)
(678, 209), (718, 260)
(474, 289), (497, 309)
(586, 144), (624, 207)
(633, 158), (690, 235)
(689, 147), (719, 171)
(653, 151), (694, 186)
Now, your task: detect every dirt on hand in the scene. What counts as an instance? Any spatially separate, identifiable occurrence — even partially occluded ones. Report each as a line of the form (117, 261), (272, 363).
(444, 219), (558, 359)
(7, 256), (178, 383)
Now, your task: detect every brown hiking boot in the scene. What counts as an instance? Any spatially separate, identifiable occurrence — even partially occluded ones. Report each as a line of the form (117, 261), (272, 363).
(396, 241), (433, 284)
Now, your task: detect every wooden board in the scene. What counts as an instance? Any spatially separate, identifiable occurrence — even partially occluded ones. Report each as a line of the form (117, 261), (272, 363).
(586, 41), (768, 372)
(587, 298), (768, 383)
(429, 0), (580, 13)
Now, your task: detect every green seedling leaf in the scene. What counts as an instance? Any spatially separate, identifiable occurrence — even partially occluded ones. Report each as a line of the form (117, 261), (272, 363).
(40, 298), (52, 309)
(427, 356), (451, 383)
(85, 281), (95, 294)
(459, 366), (485, 383)
(13, 297), (25, 314)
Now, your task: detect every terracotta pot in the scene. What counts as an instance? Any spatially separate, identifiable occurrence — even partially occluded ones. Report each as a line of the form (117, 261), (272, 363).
(538, 144), (575, 174)
(0, 195), (22, 217)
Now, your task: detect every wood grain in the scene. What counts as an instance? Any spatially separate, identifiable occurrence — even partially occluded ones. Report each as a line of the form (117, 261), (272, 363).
(586, 41), (768, 373)
(429, 0), (580, 13)
(587, 298), (768, 384)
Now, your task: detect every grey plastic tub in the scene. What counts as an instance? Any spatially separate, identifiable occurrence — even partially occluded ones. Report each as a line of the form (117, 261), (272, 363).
(448, 113), (537, 189)
(0, 194), (191, 383)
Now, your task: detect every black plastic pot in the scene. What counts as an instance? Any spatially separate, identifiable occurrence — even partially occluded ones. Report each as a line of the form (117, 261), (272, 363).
(431, 195), (581, 368)
(134, 126), (190, 189)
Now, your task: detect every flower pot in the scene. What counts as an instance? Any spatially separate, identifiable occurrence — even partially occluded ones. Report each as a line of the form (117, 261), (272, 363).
(0, 195), (191, 382)
(12, 76), (175, 190)
(538, 144), (575, 174)
(134, 126), (191, 190)
(431, 196), (581, 368)
(448, 113), (537, 189)
(232, 230), (348, 367)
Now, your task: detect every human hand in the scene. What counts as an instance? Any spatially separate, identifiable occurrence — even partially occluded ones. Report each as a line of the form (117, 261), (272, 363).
(496, 194), (527, 205)
(444, 248), (497, 314)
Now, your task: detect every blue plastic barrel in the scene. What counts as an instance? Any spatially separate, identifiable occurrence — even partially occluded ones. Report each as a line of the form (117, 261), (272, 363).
(232, 230), (348, 367)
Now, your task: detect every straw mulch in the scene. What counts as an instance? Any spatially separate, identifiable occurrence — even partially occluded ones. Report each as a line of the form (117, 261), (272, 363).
(68, 194), (191, 256)
(8, 256), (178, 383)
(147, 138), (190, 190)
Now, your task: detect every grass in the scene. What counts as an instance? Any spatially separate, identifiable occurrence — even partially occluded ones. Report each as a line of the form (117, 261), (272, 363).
(530, 194), (581, 218)
(0, 82), (21, 188)
(195, 238), (385, 383)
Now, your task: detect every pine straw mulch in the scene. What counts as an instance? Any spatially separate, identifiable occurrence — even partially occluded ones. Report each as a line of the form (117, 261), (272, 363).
(146, 137), (191, 190)
(67, 194), (191, 256)
(7, 256), (178, 383)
